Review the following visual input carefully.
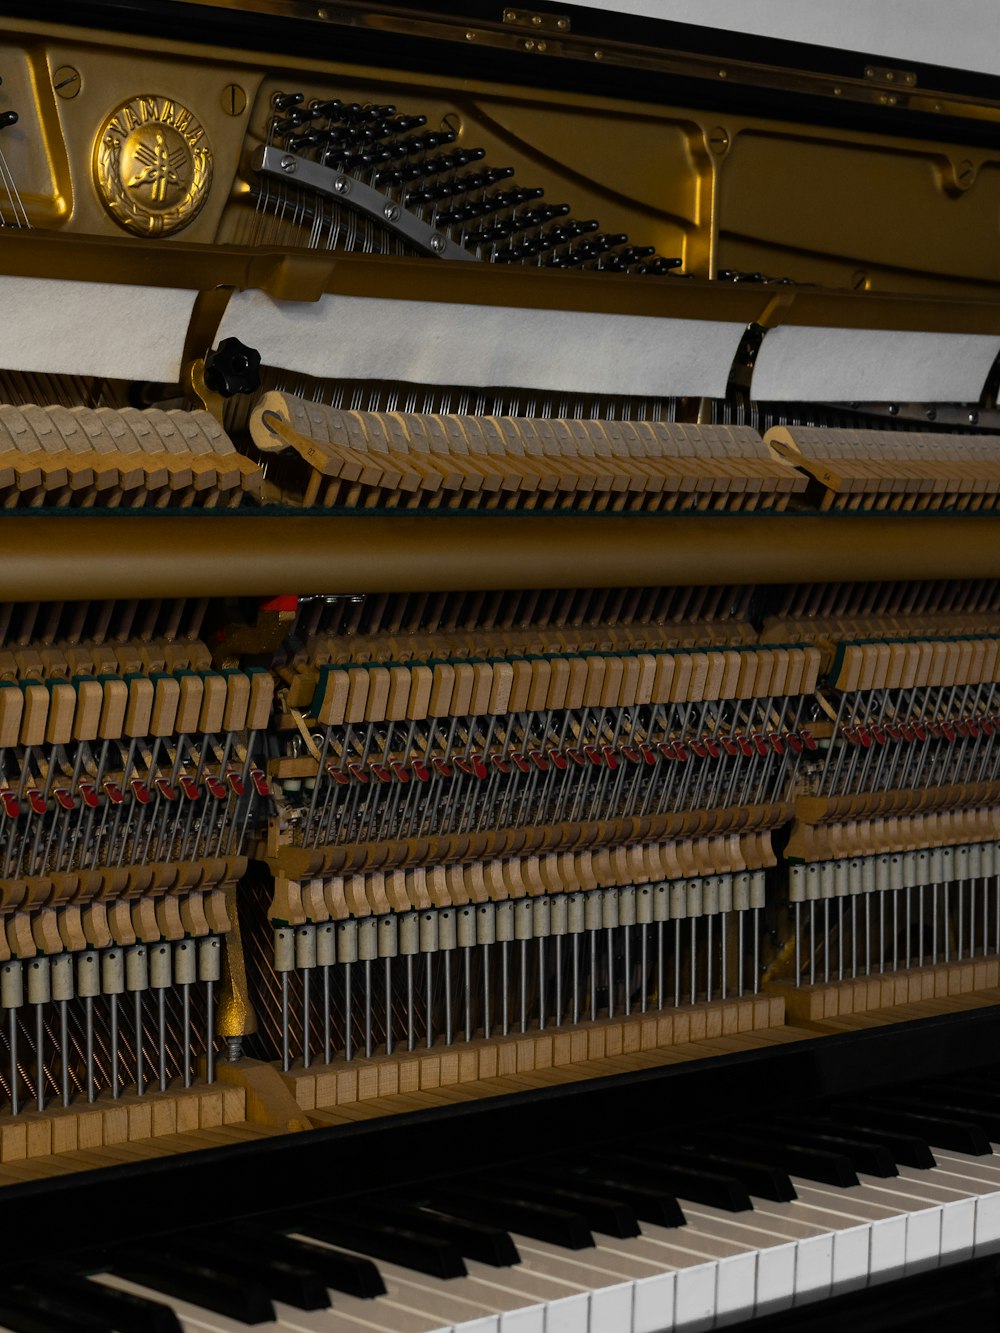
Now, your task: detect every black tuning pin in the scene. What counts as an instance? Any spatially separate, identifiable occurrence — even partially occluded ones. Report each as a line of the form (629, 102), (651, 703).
(640, 256), (684, 275)
(273, 92), (304, 111)
(0, 112), (17, 130)
(203, 338), (262, 399)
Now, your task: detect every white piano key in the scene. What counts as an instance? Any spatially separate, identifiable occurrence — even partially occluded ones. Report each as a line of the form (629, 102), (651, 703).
(632, 1272), (676, 1333)
(800, 1176), (945, 1271)
(924, 1152), (1000, 1251)
(515, 1235), (669, 1283)
(499, 1311), (546, 1333)
(590, 1282), (635, 1333)
(544, 1293), (591, 1333)
(753, 1243), (798, 1318)
(939, 1198), (978, 1261)
(276, 1301), (449, 1333)
(673, 1260), (718, 1332)
(463, 1260), (581, 1310)
(789, 1184), (909, 1271)
(791, 1233), (835, 1303)
(714, 1252), (758, 1326)
(373, 1258), (565, 1331)
(663, 1203), (799, 1316)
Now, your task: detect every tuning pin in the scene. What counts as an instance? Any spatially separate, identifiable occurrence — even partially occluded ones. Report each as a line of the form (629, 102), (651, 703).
(310, 98), (344, 118)
(641, 256), (684, 275)
(274, 112), (309, 133)
(0, 112), (17, 131)
(273, 92), (305, 111)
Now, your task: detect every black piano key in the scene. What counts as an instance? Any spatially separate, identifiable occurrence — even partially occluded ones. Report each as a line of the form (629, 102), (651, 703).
(42, 1272), (182, 1333)
(714, 1132), (859, 1188)
(763, 1122), (898, 1177)
(385, 1201), (520, 1265)
(429, 1187), (594, 1250)
(880, 1089), (1000, 1139)
(925, 1079), (1000, 1109)
(0, 1287), (108, 1333)
(161, 1236), (330, 1311)
(641, 1143), (796, 1202)
(297, 1211), (467, 1278)
(547, 1167), (687, 1227)
(807, 1113), (937, 1169)
(111, 1250), (275, 1324)
(235, 1227), (386, 1297)
(937, 1073), (1000, 1099)
(837, 1101), (992, 1155)
(480, 1174), (640, 1237)
(590, 1154), (753, 1212)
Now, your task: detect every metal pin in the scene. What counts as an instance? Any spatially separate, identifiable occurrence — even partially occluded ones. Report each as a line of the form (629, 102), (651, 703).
(199, 937), (220, 1085)
(674, 919), (682, 1008)
(738, 909), (744, 996)
(345, 961), (354, 1060)
(383, 956), (391, 1057)
(103, 948), (126, 1098)
(446, 949), (455, 1045)
(318, 923), (336, 1062)
(149, 943), (171, 1092)
(78, 951), (100, 1103)
(27, 958), (50, 1113)
(463, 947), (471, 1042)
(274, 927), (294, 1073)
(2, 959), (23, 1114)
(177, 941), (197, 1088)
(51, 954), (73, 1107)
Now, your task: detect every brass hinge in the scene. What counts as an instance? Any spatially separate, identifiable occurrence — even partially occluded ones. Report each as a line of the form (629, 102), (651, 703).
(864, 63), (917, 89)
(501, 7), (570, 33)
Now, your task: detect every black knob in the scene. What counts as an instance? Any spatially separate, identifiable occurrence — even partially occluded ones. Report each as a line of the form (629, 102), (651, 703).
(0, 112), (17, 131)
(203, 338), (261, 398)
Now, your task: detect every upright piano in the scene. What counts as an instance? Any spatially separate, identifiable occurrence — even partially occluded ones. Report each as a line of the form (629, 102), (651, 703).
(0, 1), (999, 1328)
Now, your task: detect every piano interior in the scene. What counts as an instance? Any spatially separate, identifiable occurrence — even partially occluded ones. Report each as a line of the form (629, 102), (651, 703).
(0, 1), (999, 1328)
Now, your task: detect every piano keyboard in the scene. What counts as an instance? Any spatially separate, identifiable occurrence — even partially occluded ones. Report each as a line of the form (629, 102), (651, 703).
(6, 1062), (1000, 1333)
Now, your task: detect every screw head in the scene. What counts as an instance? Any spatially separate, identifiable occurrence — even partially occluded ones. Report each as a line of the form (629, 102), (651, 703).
(53, 65), (81, 99)
(280, 155), (297, 174)
(429, 233), (447, 253)
(708, 127), (730, 155)
(221, 83), (247, 116)
(333, 175), (351, 194)
(383, 202), (400, 222)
